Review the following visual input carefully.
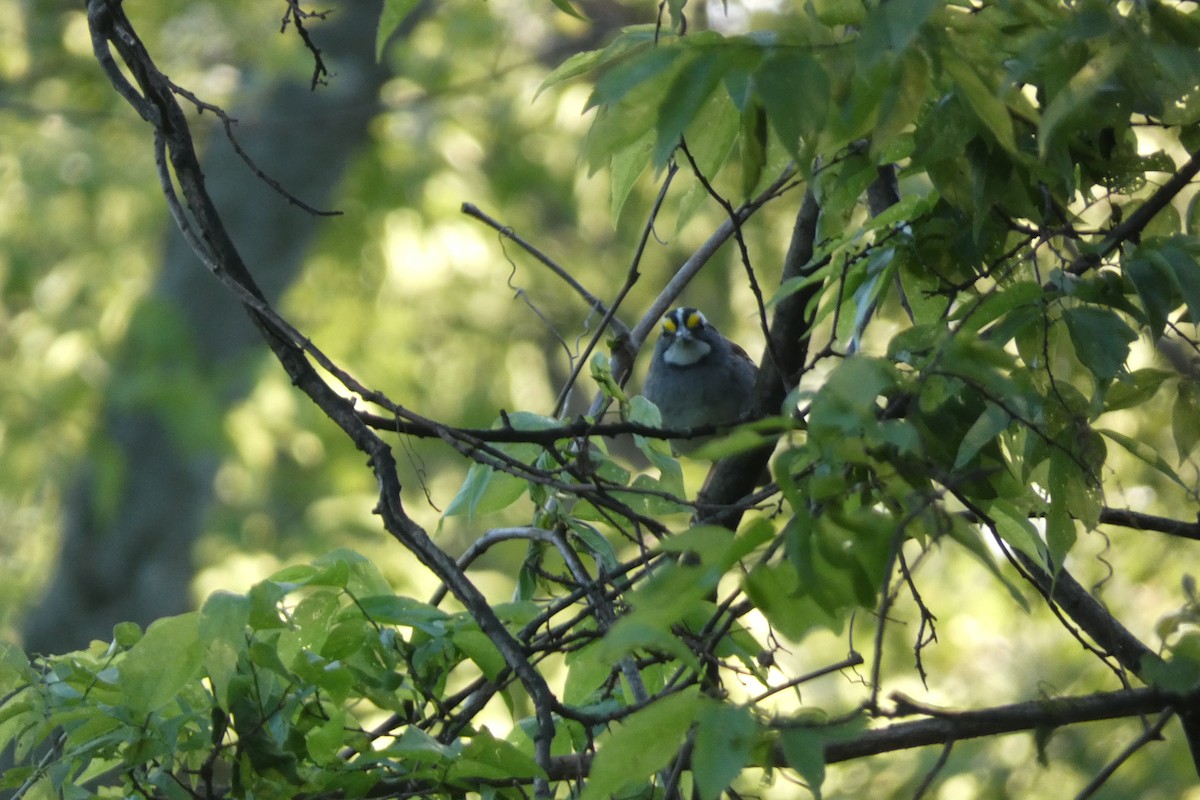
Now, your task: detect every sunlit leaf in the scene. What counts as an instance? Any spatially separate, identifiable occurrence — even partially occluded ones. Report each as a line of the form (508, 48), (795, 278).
(118, 613), (203, 713)
(693, 704), (756, 800)
(579, 689), (700, 800)
(988, 499), (1047, 564)
(954, 402), (1010, 469)
(944, 56), (1015, 153)
(1098, 428), (1189, 489)
(780, 728), (826, 799)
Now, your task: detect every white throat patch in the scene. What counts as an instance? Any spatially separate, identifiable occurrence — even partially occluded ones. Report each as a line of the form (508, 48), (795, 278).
(664, 337), (711, 366)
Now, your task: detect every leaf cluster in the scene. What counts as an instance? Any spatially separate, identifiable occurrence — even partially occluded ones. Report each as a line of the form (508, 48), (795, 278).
(10, 0), (1200, 798)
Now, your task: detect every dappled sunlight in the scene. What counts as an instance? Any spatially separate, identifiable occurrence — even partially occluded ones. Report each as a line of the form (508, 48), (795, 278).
(7, 0), (1200, 797)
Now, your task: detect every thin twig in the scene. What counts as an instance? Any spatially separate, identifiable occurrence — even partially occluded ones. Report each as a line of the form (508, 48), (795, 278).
(461, 202), (625, 337)
(911, 740), (953, 800)
(1066, 146), (1200, 275)
(1072, 709), (1174, 800)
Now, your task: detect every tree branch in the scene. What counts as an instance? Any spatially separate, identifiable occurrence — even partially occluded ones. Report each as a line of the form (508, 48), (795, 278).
(1066, 145), (1200, 276)
(536, 686), (1199, 785)
(87, 1), (560, 791)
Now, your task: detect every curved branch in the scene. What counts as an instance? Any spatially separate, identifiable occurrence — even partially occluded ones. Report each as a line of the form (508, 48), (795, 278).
(1067, 146), (1200, 276)
(538, 686), (1199, 784)
(87, 1), (560, 791)
(1099, 507), (1200, 541)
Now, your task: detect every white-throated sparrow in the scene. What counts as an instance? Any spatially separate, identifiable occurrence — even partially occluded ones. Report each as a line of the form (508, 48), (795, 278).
(643, 307), (758, 447)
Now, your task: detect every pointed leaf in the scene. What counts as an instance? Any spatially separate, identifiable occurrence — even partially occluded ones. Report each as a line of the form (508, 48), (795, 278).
(375, 0), (422, 60)
(1039, 47), (1125, 158)
(954, 402), (1011, 469)
(579, 689), (700, 800)
(1063, 306), (1137, 382)
(118, 613), (203, 713)
(755, 50), (829, 161)
(1174, 382), (1200, 460)
(693, 704), (756, 800)
(944, 56), (1015, 153)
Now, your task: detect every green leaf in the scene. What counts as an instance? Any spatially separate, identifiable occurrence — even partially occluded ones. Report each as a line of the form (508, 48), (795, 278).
(945, 514), (1029, 610)
(547, 0), (586, 21)
(857, 0), (939, 60)
(375, 0), (422, 61)
(1103, 368), (1174, 413)
(755, 50), (830, 161)
(610, 131), (653, 222)
(589, 46), (682, 110)
(290, 590), (340, 653)
(873, 47), (931, 154)
(953, 402), (1010, 469)
(988, 499), (1047, 564)
(1174, 382), (1200, 460)
(453, 628), (506, 680)
(386, 726), (452, 763)
(672, 88), (741, 230)
(953, 281), (1044, 333)
(1038, 47), (1125, 158)
(318, 548), (395, 598)
(118, 613), (203, 713)
(1156, 240), (1200, 324)
(200, 592), (249, 707)
(579, 688), (700, 800)
(1098, 428), (1188, 489)
(445, 457), (533, 520)
(780, 728), (826, 799)
(608, 559), (720, 640)
(944, 56), (1015, 153)
(449, 727), (545, 782)
(564, 641), (612, 705)
(1142, 650), (1200, 693)
(1126, 252), (1175, 339)
(268, 558), (349, 590)
(811, 0), (865, 26)
(693, 704), (756, 800)
(0, 643), (30, 696)
(809, 356), (897, 441)
(743, 562), (844, 640)
(540, 27), (660, 97)
(654, 48), (734, 167)
(569, 520), (620, 572)
(1046, 452), (1080, 568)
(1063, 306), (1138, 382)
(356, 595), (449, 632)
(630, 395), (686, 498)
(305, 708), (346, 765)
(740, 103), (768, 198)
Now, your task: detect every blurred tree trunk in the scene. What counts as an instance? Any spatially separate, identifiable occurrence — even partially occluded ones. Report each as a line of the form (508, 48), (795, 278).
(22, 0), (395, 654)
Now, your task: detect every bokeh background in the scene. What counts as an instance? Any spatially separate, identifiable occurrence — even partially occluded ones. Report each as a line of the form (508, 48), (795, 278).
(2, 1), (1199, 797)
(1, 0), (776, 650)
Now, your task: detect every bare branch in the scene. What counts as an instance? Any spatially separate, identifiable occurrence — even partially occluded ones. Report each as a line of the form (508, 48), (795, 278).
(1066, 146), (1200, 276)
(1072, 709), (1174, 800)
(461, 202), (625, 336)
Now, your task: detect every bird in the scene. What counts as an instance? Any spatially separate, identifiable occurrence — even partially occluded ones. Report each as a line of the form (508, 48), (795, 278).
(643, 307), (758, 449)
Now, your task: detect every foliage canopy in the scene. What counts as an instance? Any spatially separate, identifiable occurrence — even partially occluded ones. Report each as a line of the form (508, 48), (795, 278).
(5, 0), (1200, 798)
